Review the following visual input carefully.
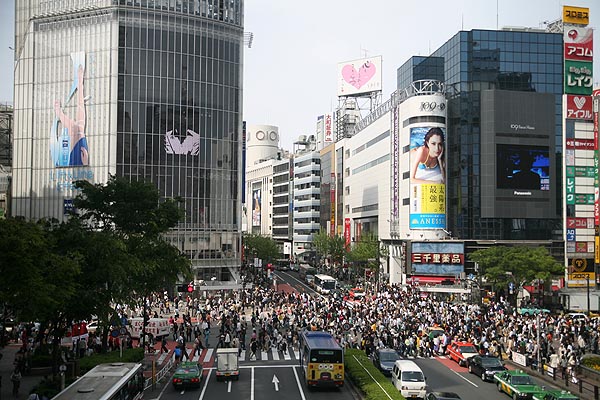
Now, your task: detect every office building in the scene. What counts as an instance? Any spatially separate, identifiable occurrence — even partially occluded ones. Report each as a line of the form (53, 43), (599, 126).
(398, 28), (564, 244)
(11, 0), (245, 283)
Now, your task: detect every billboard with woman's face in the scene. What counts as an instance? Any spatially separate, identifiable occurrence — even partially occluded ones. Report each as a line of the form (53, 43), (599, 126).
(409, 126), (446, 229)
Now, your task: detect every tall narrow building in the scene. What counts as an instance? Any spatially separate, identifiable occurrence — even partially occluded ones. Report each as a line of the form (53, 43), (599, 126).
(11, 0), (245, 283)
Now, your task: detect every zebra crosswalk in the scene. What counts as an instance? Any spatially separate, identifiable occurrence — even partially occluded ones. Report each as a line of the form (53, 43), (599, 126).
(161, 346), (302, 365)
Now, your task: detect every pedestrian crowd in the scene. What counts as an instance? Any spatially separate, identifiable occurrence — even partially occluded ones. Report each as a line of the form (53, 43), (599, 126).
(155, 282), (600, 383)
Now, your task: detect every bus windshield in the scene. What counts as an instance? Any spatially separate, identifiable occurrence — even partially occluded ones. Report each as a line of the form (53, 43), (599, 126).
(309, 349), (343, 363)
(322, 280), (336, 290)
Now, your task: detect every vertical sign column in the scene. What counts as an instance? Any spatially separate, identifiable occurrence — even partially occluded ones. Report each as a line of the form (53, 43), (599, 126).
(391, 105), (400, 232)
(563, 5), (594, 287)
(594, 93), (600, 273)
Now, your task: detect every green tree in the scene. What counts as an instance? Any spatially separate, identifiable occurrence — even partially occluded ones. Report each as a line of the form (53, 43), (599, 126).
(0, 218), (80, 357)
(312, 230), (347, 267)
(72, 176), (192, 348)
(469, 246), (563, 293)
(243, 234), (279, 264)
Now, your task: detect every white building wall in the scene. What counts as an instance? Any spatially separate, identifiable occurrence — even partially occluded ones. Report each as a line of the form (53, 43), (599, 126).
(244, 160), (274, 235)
(344, 115), (391, 242)
(246, 125), (279, 167)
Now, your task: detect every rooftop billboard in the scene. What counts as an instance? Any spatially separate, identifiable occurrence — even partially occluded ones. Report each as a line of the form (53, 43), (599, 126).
(337, 56), (382, 97)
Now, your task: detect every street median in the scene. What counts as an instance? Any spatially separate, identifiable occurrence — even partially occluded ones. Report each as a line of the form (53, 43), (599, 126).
(345, 349), (405, 400)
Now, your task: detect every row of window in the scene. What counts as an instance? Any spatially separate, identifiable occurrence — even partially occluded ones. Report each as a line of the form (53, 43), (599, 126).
(114, 0), (242, 26)
(352, 130), (390, 156)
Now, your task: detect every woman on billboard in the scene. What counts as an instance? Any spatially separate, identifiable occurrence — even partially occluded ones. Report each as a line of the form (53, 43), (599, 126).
(410, 127), (445, 184)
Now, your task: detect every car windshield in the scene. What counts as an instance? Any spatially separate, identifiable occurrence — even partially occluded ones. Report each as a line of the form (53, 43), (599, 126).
(481, 358), (503, 367)
(176, 366), (198, 374)
(401, 371), (424, 382)
(379, 352), (399, 362)
(511, 375), (534, 385)
(459, 346), (478, 353)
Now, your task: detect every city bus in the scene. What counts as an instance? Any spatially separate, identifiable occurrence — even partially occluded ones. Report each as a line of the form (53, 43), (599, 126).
(52, 362), (144, 400)
(299, 330), (344, 388)
(313, 274), (337, 294)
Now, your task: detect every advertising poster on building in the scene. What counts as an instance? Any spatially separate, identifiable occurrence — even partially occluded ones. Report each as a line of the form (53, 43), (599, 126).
(409, 126), (446, 229)
(564, 26), (593, 62)
(564, 60), (593, 95)
(50, 52), (90, 168)
(337, 56), (382, 97)
(344, 218), (351, 249)
(567, 257), (595, 288)
(324, 113), (334, 143)
(252, 188), (261, 227)
(410, 242), (464, 275)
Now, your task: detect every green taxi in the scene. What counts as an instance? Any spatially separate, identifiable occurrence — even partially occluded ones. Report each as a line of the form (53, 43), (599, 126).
(172, 361), (203, 389)
(533, 390), (579, 400)
(494, 370), (544, 400)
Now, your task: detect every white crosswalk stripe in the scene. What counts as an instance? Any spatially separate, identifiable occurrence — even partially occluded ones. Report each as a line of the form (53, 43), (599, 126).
(271, 348), (280, 361)
(239, 350), (246, 361)
(260, 350), (268, 360)
(283, 351), (291, 360)
(203, 348), (213, 363)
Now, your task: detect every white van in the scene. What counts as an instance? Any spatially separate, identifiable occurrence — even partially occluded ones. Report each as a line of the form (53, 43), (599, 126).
(129, 318), (170, 339)
(391, 360), (427, 399)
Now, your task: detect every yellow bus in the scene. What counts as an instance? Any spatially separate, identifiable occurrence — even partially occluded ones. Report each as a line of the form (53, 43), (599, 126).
(299, 330), (344, 388)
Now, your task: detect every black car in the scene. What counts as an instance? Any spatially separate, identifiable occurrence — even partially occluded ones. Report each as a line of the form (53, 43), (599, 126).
(426, 392), (462, 400)
(467, 355), (507, 381)
(372, 348), (399, 376)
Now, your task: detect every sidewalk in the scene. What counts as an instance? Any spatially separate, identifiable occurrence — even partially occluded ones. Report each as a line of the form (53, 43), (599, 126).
(0, 343), (46, 400)
(504, 358), (600, 400)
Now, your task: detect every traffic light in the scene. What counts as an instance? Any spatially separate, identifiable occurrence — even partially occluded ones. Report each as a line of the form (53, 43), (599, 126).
(187, 283), (194, 293)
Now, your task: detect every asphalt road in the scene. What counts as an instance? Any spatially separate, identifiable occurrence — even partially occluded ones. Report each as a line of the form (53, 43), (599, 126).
(146, 360), (357, 400)
(144, 272), (570, 400)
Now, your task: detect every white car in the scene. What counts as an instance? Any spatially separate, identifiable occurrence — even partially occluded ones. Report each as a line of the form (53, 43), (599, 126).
(566, 312), (589, 322)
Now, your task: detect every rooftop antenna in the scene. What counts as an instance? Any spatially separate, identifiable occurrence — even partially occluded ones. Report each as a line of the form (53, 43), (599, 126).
(496, 0), (499, 30)
(360, 46), (369, 58)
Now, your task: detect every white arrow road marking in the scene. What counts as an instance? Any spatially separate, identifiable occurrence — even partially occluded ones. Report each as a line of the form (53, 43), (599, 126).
(227, 380), (232, 393)
(272, 374), (280, 391)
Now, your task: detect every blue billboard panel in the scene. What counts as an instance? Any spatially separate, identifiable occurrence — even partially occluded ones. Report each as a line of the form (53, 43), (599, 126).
(411, 242), (464, 275)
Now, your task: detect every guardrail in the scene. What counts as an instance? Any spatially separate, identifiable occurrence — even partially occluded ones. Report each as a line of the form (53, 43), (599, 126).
(507, 355), (600, 400)
(144, 354), (175, 390)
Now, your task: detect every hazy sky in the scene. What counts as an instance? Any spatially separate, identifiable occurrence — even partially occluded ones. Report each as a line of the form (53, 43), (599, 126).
(1, 1), (598, 151)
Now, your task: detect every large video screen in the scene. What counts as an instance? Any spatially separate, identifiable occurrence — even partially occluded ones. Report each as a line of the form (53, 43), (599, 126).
(496, 144), (550, 191)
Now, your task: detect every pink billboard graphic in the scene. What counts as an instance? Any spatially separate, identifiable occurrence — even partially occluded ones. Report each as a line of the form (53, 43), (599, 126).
(566, 95), (593, 120)
(337, 56), (382, 97)
(564, 27), (593, 61)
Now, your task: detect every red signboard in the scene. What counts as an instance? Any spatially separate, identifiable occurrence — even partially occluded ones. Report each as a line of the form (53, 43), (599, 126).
(344, 218), (351, 249)
(566, 95), (593, 120)
(575, 242), (589, 253)
(564, 27), (593, 62)
(567, 217), (594, 229)
(566, 138), (595, 150)
(411, 253), (464, 264)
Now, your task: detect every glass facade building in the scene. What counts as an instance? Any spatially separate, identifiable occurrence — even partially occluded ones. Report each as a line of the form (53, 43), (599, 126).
(398, 29), (564, 240)
(12, 0), (244, 282)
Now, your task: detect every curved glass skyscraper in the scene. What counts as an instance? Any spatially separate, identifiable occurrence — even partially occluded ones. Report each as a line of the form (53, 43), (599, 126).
(12, 0), (244, 282)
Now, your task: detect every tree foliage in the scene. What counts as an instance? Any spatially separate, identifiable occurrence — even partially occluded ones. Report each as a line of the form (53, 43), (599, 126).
(469, 246), (563, 288)
(243, 234), (279, 263)
(0, 218), (79, 323)
(348, 233), (380, 271)
(0, 175), (192, 353)
(312, 230), (347, 265)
